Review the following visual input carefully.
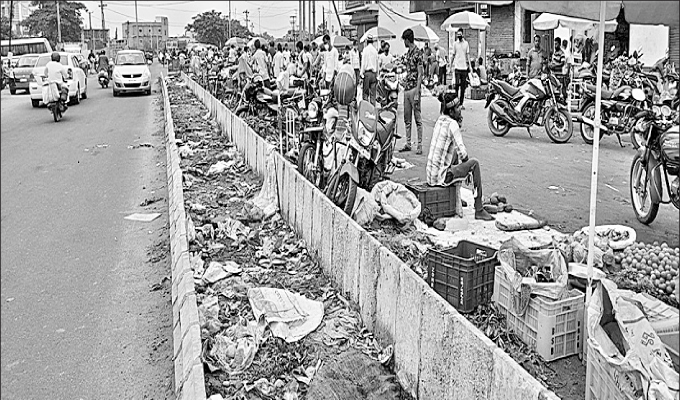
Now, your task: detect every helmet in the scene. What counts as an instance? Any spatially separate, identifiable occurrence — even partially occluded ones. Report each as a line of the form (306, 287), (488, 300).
(51, 52), (60, 62)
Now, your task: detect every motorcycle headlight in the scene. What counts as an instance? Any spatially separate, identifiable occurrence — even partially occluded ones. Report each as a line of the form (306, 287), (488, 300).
(307, 101), (319, 119)
(652, 105), (661, 117)
(356, 123), (375, 147)
(660, 105), (671, 117)
(634, 118), (649, 132)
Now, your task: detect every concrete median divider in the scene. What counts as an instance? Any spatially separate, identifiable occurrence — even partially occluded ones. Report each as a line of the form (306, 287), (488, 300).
(160, 74), (207, 400)
(179, 72), (561, 400)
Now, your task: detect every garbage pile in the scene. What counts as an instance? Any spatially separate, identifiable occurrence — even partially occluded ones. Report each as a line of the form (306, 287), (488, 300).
(168, 82), (407, 400)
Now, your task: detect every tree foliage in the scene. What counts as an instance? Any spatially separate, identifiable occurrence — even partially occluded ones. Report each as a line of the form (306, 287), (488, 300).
(185, 10), (252, 48)
(22, 1), (86, 47)
(1, 16), (13, 40)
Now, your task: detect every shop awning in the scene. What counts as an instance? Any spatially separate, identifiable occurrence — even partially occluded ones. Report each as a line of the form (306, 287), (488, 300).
(339, 4), (379, 15)
(532, 13), (618, 32)
(520, 1), (679, 27)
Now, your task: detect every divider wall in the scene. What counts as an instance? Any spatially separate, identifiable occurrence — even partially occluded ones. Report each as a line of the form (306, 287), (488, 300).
(179, 73), (561, 400)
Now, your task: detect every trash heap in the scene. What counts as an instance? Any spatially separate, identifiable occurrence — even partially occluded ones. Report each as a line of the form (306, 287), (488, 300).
(167, 80), (409, 400)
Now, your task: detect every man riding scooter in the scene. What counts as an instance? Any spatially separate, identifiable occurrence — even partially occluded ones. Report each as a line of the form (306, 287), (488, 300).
(97, 50), (112, 79)
(43, 52), (70, 112)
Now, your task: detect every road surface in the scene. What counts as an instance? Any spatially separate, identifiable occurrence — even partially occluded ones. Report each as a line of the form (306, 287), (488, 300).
(1, 64), (174, 399)
(390, 90), (679, 247)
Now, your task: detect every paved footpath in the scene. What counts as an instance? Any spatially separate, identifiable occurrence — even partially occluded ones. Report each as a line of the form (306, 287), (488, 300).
(1, 64), (174, 399)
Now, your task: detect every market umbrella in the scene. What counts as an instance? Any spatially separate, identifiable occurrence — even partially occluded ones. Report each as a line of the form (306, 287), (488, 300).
(440, 11), (489, 31)
(532, 12), (618, 32)
(408, 24), (440, 43)
(247, 37), (268, 48)
(518, 0), (680, 319)
(359, 27), (396, 43)
(313, 35), (352, 48)
(226, 37), (246, 47)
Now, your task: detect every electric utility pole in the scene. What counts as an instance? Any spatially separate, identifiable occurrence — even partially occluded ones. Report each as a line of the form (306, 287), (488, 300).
(290, 15), (297, 43)
(135, 0), (139, 49)
(258, 8), (261, 36)
(88, 11), (94, 51)
(228, 1), (231, 38)
(8, 0), (13, 51)
(243, 10), (250, 35)
(301, 1), (305, 40)
(56, 1), (62, 46)
(99, 1), (106, 31)
(312, 2), (316, 36)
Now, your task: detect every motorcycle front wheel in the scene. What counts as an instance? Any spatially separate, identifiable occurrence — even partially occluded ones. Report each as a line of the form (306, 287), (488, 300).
(544, 107), (573, 143)
(630, 117), (646, 150)
(487, 100), (511, 136)
(52, 104), (62, 122)
(325, 172), (357, 215)
(579, 104), (605, 145)
(298, 143), (321, 187)
(629, 153), (659, 224)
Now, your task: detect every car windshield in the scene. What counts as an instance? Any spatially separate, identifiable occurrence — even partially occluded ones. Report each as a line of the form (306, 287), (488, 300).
(116, 54), (145, 65)
(17, 55), (39, 68)
(35, 55), (68, 67)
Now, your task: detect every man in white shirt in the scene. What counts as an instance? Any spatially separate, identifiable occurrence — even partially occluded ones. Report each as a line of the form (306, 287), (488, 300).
(378, 42), (394, 78)
(272, 43), (285, 79)
(322, 34), (339, 88)
(251, 39), (271, 88)
(349, 40), (361, 84)
(283, 44), (291, 67)
(43, 52), (69, 110)
(360, 34), (379, 104)
(451, 29), (471, 109)
(228, 45), (237, 64)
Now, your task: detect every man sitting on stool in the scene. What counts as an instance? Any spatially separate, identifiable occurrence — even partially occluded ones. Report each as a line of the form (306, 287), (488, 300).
(426, 88), (494, 221)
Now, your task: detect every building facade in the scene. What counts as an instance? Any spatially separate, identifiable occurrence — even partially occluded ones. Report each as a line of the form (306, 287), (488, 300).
(83, 28), (109, 52)
(122, 16), (168, 52)
(0, 0), (34, 37)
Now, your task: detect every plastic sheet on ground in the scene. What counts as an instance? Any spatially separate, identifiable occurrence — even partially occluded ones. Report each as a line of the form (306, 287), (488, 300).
(207, 318), (267, 375)
(370, 181), (421, 225)
(250, 150), (279, 220)
(124, 212), (161, 222)
(207, 160), (235, 175)
(202, 261), (242, 284)
(588, 279), (679, 400)
(247, 287), (324, 343)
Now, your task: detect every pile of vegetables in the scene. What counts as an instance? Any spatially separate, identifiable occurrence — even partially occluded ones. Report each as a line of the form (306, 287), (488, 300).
(483, 192), (514, 214)
(612, 241), (679, 306)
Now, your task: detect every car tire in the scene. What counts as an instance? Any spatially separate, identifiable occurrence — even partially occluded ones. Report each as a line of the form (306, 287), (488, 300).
(10, 87), (16, 95)
(81, 83), (88, 99)
(145, 89), (151, 95)
(72, 85), (81, 105)
(31, 99), (40, 108)
(113, 90), (118, 97)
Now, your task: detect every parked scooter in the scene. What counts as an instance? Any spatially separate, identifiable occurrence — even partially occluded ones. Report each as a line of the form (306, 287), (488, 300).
(234, 74), (276, 119)
(485, 61), (573, 143)
(377, 63), (401, 109)
(629, 96), (680, 224)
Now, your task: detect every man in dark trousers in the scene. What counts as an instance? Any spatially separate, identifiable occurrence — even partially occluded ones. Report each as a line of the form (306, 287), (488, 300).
(399, 28), (424, 154)
(451, 29), (471, 109)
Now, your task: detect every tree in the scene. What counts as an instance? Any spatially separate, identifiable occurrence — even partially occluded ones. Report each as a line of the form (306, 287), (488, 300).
(22, 1), (86, 47)
(1, 16), (13, 40)
(186, 10), (253, 48)
(261, 31), (275, 42)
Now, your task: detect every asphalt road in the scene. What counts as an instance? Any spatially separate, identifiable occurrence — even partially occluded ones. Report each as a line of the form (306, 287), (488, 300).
(391, 89), (679, 247)
(1, 64), (174, 399)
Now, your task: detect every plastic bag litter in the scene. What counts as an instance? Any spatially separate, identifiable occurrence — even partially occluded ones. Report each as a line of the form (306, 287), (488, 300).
(351, 188), (380, 226)
(207, 160), (234, 175)
(208, 318), (267, 375)
(198, 294), (221, 334)
(497, 237), (569, 315)
(370, 181), (421, 225)
(190, 252), (205, 278)
(248, 287), (324, 343)
(202, 261), (241, 284)
(251, 149), (279, 220)
(588, 279), (679, 400)
(186, 216), (196, 243)
(178, 145), (194, 158)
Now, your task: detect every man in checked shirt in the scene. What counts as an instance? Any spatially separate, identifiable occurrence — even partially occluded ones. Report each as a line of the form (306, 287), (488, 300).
(426, 89), (495, 221)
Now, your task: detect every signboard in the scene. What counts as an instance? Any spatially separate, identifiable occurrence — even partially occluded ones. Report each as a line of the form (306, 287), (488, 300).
(476, 3), (490, 19)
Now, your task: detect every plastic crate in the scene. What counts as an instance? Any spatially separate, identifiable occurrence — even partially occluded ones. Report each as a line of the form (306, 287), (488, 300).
(425, 240), (498, 313)
(585, 341), (643, 400)
(470, 87), (486, 100)
(405, 181), (462, 220)
(492, 266), (584, 362)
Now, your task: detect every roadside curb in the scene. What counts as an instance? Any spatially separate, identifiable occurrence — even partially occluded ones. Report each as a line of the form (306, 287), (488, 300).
(159, 74), (207, 400)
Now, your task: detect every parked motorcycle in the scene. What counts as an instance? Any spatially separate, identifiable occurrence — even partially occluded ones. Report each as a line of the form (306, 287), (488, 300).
(377, 63), (401, 109)
(98, 69), (109, 88)
(234, 74), (276, 119)
(577, 84), (648, 146)
(485, 62), (573, 143)
(629, 99), (679, 224)
(324, 98), (399, 215)
(297, 96), (336, 188)
(507, 64), (528, 88)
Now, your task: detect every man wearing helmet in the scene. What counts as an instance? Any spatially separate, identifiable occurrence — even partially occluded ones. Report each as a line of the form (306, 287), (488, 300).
(426, 88), (494, 221)
(43, 52), (69, 110)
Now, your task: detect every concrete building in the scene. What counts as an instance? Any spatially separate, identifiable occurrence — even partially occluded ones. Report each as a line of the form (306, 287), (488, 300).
(122, 16), (168, 52)
(83, 28), (109, 52)
(0, 0), (34, 37)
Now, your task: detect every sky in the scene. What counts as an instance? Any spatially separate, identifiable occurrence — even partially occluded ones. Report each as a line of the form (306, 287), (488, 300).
(79, 1), (337, 38)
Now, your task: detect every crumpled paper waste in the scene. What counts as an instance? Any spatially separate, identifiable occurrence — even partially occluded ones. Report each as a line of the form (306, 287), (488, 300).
(248, 287), (324, 343)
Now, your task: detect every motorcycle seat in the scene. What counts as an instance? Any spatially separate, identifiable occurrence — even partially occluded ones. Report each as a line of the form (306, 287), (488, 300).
(496, 80), (521, 97)
(270, 88), (299, 102)
(584, 83), (631, 100)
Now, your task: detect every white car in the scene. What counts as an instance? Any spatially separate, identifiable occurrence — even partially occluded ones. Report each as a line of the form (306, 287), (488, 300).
(112, 50), (151, 96)
(29, 52), (88, 107)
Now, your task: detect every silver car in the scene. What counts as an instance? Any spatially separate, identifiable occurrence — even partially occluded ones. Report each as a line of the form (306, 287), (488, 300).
(112, 50), (151, 96)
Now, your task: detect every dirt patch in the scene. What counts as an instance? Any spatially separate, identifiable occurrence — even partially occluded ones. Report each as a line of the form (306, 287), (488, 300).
(167, 77), (411, 400)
